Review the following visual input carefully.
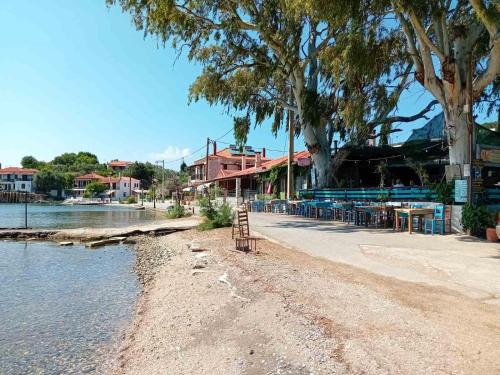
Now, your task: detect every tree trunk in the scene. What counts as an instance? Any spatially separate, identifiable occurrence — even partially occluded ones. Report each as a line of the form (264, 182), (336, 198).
(445, 110), (470, 167)
(302, 124), (332, 188)
(292, 71), (333, 188)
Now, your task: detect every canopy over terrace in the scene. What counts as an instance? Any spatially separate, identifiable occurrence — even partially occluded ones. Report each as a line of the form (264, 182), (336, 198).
(209, 150), (311, 198)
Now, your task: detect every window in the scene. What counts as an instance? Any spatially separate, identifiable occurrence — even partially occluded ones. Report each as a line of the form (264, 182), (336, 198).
(123, 192), (126, 197)
(21, 183), (25, 189)
(124, 183), (127, 187)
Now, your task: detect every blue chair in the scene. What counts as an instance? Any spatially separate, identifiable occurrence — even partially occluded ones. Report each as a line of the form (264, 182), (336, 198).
(424, 205), (448, 235)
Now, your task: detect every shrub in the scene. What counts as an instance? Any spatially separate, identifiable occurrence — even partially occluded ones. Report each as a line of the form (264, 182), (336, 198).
(433, 182), (454, 205)
(461, 204), (495, 237)
(166, 204), (190, 219)
(125, 195), (137, 204)
(198, 198), (233, 231)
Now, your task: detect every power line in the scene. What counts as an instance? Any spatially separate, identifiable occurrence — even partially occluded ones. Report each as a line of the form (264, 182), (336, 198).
(158, 127), (234, 165)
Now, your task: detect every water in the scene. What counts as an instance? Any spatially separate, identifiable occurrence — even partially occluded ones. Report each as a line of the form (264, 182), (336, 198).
(0, 241), (139, 374)
(0, 204), (163, 229)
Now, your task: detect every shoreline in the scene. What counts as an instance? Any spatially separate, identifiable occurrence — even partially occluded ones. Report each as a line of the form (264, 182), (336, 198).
(0, 217), (200, 242)
(109, 227), (500, 374)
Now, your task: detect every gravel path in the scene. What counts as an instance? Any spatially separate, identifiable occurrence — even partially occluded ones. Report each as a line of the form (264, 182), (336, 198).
(111, 228), (500, 375)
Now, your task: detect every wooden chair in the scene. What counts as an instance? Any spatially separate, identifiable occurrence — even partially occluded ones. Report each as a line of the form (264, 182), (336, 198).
(232, 208), (260, 252)
(232, 209), (250, 239)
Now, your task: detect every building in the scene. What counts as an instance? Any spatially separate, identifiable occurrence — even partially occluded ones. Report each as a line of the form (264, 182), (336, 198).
(0, 167), (38, 193)
(71, 173), (141, 200)
(187, 144), (270, 187)
(209, 150), (311, 199)
(107, 160), (132, 172)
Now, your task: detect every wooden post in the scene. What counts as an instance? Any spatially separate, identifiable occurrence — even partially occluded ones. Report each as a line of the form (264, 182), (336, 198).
(162, 160), (165, 202)
(24, 191), (28, 229)
(205, 137), (210, 181)
(287, 109), (294, 200)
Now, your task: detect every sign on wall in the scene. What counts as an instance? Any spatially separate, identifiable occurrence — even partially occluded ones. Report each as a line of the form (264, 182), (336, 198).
(454, 179), (468, 203)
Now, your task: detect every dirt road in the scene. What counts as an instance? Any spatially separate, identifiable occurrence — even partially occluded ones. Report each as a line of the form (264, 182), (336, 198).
(112, 228), (500, 375)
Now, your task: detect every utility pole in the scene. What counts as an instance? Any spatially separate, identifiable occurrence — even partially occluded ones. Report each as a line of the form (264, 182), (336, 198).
(24, 191), (28, 229)
(161, 160), (165, 203)
(466, 53), (474, 206)
(205, 137), (210, 182)
(287, 109), (294, 200)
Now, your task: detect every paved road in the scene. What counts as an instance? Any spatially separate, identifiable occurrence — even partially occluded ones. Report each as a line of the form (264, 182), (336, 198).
(249, 212), (500, 303)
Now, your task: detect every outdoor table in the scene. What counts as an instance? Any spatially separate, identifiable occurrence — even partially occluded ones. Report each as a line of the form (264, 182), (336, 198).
(307, 200), (333, 219)
(394, 208), (434, 234)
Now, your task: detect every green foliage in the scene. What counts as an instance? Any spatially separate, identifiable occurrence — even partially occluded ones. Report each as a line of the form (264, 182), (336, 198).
(197, 197), (233, 231)
(34, 170), (74, 196)
(260, 165), (286, 197)
(21, 155), (41, 169)
(461, 204), (496, 238)
(109, 0), (410, 188)
(406, 159), (429, 187)
(85, 181), (107, 197)
(125, 162), (156, 188)
(166, 203), (190, 219)
(125, 195), (137, 204)
(432, 182), (454, 205)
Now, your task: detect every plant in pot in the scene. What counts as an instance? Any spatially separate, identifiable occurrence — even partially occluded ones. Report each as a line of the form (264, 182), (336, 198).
(461, 204), (497, 240)
(496, 212), (500, 240)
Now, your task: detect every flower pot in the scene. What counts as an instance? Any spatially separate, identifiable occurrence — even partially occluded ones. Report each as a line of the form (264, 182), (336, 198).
(486, 227), (498, 242)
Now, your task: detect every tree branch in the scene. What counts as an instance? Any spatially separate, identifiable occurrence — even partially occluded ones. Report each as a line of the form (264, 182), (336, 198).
(408, 11), (446, 61)
(366, 100), (439, 128)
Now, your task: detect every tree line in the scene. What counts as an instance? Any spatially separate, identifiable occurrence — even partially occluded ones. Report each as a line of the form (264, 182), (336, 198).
(20, 152), (185, 196)
(108, 0), (499, 188)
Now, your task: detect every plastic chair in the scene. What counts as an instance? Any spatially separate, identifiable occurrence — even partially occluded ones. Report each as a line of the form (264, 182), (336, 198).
(424, 205), (448, 235)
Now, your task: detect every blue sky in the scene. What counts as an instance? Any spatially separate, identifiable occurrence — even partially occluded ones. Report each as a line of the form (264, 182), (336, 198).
(0, 1), (482, 170)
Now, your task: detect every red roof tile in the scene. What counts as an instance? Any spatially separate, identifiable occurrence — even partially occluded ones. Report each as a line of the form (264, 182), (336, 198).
(209, 151), (310, 181)
(0, 167), (38, 175)
(108, 161), (132, 167)
(75, 173), (107, 181)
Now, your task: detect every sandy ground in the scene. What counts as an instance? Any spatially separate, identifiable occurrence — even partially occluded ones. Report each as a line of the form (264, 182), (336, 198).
(110, 228), (500, 375)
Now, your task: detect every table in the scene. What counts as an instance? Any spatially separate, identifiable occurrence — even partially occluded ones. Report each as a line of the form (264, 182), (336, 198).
(394, 208), (434, 234)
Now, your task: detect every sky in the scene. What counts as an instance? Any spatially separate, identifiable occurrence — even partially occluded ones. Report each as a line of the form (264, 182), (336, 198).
(0, 1), (490, 170)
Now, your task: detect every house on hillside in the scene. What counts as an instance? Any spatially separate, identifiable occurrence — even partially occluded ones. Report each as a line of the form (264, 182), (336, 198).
(71, 173), (140, 200)
(0, 167), (38, 193)
(187, 144), (270, 187)
(107, 160), (132, 172)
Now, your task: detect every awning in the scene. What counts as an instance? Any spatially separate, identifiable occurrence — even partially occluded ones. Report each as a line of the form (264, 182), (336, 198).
(196, 182), (212, 191)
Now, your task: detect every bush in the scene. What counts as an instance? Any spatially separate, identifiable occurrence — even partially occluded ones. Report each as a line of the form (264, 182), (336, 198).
(125, 195), (137, 204)
(461, 204), (495, 237)
(166, 204), (190, 219)
(197, 198), (233, 231)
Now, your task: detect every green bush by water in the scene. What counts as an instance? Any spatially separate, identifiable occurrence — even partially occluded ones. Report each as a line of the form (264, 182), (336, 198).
(198, 197), (233, 231)
(166, 204), (190, 219)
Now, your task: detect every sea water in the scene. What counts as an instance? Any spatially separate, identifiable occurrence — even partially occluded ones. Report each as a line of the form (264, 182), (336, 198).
(0, 241), (139, 374)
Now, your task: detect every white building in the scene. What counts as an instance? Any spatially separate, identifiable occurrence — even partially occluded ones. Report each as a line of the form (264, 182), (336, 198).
(108, 176), (141, 200)
(71, 173), (141, 201)
(0, 167), (38, 193)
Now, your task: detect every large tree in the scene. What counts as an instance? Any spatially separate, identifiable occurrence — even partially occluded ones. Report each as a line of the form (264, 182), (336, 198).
(110, 0), (443, 187)
(392, 0), (499, 169)
(109, 0), (391, 187)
